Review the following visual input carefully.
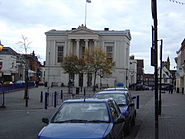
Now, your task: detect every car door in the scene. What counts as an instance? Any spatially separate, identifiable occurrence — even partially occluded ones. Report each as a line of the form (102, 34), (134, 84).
(108, 100), (123, 139)
(126, 93), (136, 120)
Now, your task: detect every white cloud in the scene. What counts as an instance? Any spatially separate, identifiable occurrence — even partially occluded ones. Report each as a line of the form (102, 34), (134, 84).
(0, 0), (184, 72)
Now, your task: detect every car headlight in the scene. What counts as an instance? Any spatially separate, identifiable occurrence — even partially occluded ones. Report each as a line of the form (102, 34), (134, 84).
(123, 111), (129, 117)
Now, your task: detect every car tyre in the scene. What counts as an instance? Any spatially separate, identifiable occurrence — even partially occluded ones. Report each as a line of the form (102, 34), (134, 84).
(124, 120), (131, 136)
(131, 112), (136, 126)
(131, 116), (135, 126)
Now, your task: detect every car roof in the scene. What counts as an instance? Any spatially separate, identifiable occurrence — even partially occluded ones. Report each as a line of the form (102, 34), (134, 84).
(103, 87), (128, 91)
(96, 90), (128, 95)
(63, 98), (111, 103)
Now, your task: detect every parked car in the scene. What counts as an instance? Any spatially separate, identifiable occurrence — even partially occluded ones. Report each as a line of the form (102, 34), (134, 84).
(38, 81), (45, 86)
(95, 91), (136, 135)
(161, 84), (170, 91)
(15, 80), (25, 84)
(38, 98), (125, 139)
(129, 83), (148, 91)
(3, 81), (14, 85)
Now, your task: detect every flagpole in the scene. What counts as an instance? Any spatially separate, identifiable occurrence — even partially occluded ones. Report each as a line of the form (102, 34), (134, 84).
(85, 1), (87, 26)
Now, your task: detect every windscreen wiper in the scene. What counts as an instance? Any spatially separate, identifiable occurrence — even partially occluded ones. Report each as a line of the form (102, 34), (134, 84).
(53, 119), (88, 123)
(118, 104), (127, 106)
(87, 120), (110, 123)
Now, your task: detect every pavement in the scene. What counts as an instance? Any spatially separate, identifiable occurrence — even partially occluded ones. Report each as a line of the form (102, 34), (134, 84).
(0, 86), (94, 110)
(0, 86), (185, 139)
(135, 90), (185, 139)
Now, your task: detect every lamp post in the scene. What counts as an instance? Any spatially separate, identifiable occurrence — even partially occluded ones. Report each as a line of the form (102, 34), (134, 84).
(151, 0), (159, 139)
(24, 65), (29, 107)
(0, 40), (5, 108)
(0, 41), (3, 51)
(126, 68), (128, 88)
(22, 54), (29, 107)
(158, 39), (163, 115)
(122, 68), (129, 88)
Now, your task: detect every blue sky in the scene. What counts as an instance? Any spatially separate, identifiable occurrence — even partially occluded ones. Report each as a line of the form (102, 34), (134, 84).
(0, 0), (184, 73)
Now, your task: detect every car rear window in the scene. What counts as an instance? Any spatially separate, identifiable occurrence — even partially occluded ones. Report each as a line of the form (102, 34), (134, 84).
(96, 93), (127, 105)
(51, 102), (109, 123)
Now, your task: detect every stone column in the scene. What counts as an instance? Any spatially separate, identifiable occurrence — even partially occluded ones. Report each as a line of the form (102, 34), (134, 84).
(67, 40), (71, 56)
(94, 39), (97, 49)
(94, 40), (97, 47)
(76, 39), (80, 57)
(85, 39), (89, 50)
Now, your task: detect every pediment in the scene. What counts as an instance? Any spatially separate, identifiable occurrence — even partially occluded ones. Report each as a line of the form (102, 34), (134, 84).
(68, 25), (99, 35)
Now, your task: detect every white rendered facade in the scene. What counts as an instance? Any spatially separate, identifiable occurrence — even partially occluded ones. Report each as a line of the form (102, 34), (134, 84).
(129, 58), (137, 85)
(0, 55), (17, 76)
(45, 25), (131, 87)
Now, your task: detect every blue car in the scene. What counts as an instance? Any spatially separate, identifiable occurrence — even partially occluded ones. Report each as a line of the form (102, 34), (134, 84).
(95, 91), (136, 136)
(38, 98), (125, 139)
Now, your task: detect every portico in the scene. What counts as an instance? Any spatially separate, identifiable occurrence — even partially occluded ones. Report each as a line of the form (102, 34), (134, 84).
(67, 39), (98, 57)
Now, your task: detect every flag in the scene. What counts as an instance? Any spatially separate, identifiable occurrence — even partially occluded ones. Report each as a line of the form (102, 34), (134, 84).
(86, 0), (91, 3)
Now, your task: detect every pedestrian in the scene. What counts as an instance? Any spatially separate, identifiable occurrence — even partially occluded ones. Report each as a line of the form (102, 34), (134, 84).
(171, 85), (173, 94)
(169, 84), (173, 94)
(182, 88), (184, 95)
(167, 85), (171, 94)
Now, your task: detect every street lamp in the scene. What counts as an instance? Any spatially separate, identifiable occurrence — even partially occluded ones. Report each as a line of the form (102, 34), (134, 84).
(151, 0), (159, 139)
(22, 55), (29, 107)
(0, 41), (3, 51)
(126, 68), (128, 88)
(0, 40), (5, 108)
(158, 39), (163, 115)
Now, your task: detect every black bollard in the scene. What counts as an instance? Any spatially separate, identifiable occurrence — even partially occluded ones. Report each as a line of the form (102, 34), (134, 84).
(136, 95), (139, 109)
(182, 88), (184, 95)
(61, 90), (63, 100)
(0, 91), (6, 108)
(45, 92), (49, 109)
(54, 91), (57, 107)
(84, 88), (86, 100)
(177, 88), (179, 93)
(76, 87), (79, 94)
(40, 91), (43, 103)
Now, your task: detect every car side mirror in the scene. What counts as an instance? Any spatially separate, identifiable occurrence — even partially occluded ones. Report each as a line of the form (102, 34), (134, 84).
(129, 102), (135, 107)
(42, 118), (49, 124)
(132, 96), (136, 99)
(115, 115), (125, 124)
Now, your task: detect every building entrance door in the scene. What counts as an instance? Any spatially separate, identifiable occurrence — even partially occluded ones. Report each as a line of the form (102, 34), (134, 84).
(79, 73), (83, 88)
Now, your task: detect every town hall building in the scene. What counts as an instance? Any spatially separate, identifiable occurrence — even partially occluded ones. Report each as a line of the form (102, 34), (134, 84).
(45, 25), (132, 88)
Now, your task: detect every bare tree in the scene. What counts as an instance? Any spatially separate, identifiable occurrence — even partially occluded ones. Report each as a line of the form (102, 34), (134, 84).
(17, 34), (32, 54)
(16, 34), (32, 106)
(84, 48), (115, 90)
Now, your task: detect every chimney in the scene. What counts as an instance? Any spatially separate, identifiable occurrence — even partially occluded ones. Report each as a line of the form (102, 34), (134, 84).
(32, 51), (35, 56)
(104, 28), (109, 31)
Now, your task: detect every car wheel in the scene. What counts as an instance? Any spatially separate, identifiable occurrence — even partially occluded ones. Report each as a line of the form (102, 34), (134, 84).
(124, 120), (131, 136)
(121, 129), (125, 139)
(131, 117), (135, 126)
(131, 113), (136, 126)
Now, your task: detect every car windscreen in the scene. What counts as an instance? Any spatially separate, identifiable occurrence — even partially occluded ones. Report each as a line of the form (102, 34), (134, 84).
(51, 102), (110, 123)
(96, 93), (127, 105)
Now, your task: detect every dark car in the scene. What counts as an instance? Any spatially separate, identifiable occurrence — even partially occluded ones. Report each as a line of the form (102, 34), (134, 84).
(15, 80), (25, 84)
(129, 83), (147, 91)
(161, 84), (170, 91)
(38, 81), (45, 86)
(38, 98), (125, 139)
(95, 91), (136, 135)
